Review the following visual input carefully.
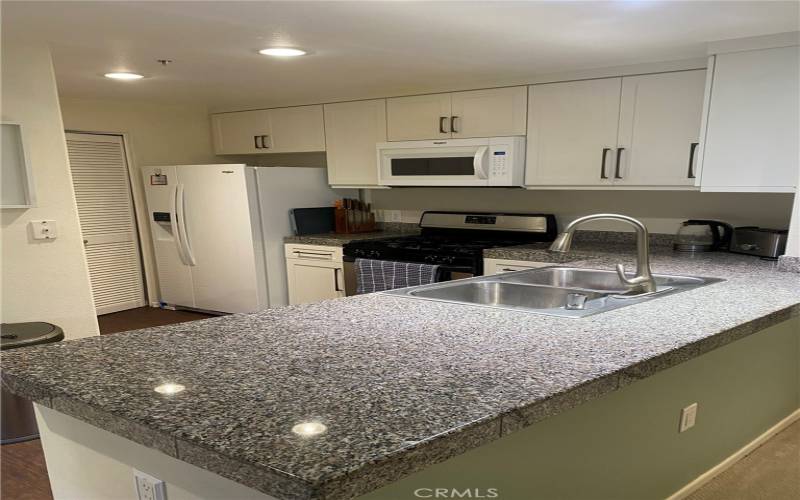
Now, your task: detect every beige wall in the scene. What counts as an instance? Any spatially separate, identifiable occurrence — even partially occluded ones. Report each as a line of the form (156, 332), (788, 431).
(59, 98), (223, 304)
(1, 43), (99, 339)
(370, 189), (795, 234)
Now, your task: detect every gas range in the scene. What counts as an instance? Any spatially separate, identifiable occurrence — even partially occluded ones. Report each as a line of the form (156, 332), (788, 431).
(343, 211), (557, 276)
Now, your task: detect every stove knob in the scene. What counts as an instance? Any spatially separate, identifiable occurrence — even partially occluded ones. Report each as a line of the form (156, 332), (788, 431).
(424, 255), (436, 263)
(368, 250), (380, 258)
(354, 249), (365, 257)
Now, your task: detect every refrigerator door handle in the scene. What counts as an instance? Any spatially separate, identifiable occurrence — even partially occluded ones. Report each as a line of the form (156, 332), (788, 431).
(176, 183), (197, 266)
(171, 184), (189, 265)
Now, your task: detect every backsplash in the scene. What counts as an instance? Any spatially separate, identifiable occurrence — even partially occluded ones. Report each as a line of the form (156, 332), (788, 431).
(368, 189), (795, 235)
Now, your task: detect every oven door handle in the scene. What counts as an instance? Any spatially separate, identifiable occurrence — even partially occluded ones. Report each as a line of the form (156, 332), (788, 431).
(474, 146), (489, 180)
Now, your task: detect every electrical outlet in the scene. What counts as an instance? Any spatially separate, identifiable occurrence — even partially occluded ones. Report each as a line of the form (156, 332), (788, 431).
(29, 220), (58, 240)
(134, 469), (167, 500)
(679, 403), (698, 432)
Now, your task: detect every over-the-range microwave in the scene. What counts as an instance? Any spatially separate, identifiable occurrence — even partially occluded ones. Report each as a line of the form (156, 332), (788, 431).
(376, 136), (526, 187)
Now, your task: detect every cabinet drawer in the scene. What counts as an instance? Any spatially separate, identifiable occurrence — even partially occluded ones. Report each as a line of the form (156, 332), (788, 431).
(285, 244), (343, 263)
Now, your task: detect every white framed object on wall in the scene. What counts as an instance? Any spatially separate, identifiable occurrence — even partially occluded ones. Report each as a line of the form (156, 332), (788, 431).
(1, 122), (36, 208)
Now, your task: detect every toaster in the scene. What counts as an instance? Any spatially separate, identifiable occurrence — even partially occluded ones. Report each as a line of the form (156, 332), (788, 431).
(729, 227), (788, 259)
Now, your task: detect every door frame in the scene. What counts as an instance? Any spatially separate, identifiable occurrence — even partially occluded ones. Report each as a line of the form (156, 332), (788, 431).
(65, 130), (158, 308)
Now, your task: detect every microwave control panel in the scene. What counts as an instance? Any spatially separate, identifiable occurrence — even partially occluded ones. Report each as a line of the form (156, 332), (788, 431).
(487, 137), (524, 186)
(489, 149), (509, 181)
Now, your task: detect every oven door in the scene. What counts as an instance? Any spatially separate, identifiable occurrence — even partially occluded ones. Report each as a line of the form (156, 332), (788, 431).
(343, 258), (474, 296)
(377, 139), (491, 187)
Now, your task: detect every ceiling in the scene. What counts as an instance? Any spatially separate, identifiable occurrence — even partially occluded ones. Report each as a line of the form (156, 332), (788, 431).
(3, 1), (798, 111)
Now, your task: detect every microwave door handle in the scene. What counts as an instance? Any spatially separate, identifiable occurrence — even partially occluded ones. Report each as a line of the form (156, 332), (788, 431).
(474, 146), (489, 179)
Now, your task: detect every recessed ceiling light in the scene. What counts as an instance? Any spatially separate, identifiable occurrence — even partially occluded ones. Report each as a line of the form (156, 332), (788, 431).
(259, 47), (307, 57)
(291, 421), (327, 437)
(154, 383), (185, 394)
(104, 72), (144, 80)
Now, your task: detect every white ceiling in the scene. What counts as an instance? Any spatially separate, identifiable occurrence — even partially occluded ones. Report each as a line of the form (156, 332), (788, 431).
(3, 1), (799, 111)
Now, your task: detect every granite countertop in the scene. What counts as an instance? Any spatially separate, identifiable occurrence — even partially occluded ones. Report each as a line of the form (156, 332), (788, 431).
(284, 230), (414, 247)
(3, 249), (800, 500)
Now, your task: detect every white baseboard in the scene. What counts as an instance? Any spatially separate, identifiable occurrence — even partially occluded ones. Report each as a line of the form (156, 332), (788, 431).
(667, 408), (800, 500)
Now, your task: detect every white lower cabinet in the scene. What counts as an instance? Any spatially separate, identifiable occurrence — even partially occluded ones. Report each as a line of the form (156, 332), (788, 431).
(285, 244), (345, 305)
(483, 258), (553, 275)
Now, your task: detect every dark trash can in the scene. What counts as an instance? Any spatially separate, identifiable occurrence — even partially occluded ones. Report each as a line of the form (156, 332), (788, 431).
(1, 322), (64, 444)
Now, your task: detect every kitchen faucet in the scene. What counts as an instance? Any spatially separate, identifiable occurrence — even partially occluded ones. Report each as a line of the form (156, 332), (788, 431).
(548, 214), (657, 294)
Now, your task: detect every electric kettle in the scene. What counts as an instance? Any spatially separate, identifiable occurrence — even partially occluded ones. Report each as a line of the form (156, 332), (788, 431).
(673, 220), (733, 252)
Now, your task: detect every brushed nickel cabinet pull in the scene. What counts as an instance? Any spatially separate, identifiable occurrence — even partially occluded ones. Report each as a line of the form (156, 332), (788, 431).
(600, 148), (611, 179)
(614, 148), (625, 179)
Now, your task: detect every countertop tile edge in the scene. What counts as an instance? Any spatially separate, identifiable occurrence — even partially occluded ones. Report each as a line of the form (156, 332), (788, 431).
(1, 371), (53, 408)
(175, 438), (315, 500)
(317, 416), (503, 500)
(500, 372), (622, 435)
(50, 395), (179, 458)
(620, 305), (800, 382)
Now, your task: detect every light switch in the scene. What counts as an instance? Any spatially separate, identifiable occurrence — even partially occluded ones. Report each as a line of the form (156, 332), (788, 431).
(30, 220), (57, 240)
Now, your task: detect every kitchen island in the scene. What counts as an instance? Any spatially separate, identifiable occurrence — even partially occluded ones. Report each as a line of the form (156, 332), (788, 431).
(2, 246), (799, 500)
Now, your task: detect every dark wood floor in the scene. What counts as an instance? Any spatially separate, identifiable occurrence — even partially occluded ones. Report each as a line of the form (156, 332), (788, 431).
(97, 306), (216, 335)
(1, 307), (215, 500)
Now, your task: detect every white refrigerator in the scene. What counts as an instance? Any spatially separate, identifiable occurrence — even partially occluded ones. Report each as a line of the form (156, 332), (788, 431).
(142, 164), (348, 313)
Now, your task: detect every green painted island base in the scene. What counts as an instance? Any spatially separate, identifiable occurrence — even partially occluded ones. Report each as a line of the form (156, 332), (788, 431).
(362, 317), (799, 500)
(33, 318), (798, 500)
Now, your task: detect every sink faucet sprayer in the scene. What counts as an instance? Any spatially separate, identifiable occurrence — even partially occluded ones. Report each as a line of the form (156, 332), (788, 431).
(548, 214), (657, 294)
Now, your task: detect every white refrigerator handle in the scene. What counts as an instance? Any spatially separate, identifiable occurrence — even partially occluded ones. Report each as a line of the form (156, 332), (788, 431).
(176, 183), (196, 266)
(171, 184), (189, 265)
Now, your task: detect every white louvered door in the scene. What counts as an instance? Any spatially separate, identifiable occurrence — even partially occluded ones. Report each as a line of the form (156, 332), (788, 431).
(66, 133), (146, 315)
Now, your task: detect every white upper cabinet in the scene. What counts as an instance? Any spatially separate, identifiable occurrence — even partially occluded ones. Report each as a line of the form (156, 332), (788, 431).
(212, 110), (271, 154)
(324, 99), (387, 186)
(386, 93), (452, 141)
(615, 70), (706, 187)
(450, 87), (527, 138)
(386, 87), (527, 141)
(698, 45), (799, 192)
(525, 78), (622, 186)
(211, 105), (325, 155)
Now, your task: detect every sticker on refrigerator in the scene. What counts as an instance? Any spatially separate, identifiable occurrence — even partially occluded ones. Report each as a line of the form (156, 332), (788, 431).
(150, 174), (168, 185)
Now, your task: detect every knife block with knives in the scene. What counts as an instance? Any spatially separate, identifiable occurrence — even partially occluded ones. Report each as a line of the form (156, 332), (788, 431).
(335, 198), (377, 234)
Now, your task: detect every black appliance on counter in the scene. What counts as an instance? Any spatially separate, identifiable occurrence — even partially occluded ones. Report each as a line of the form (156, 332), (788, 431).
(342, 211), (557, 295)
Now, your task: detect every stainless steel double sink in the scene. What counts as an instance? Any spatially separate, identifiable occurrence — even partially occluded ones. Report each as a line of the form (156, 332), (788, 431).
(383, 267), (723, 318)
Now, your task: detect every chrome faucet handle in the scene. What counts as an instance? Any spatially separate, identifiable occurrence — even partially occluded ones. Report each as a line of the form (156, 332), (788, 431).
(615, 263), (632, 285)
(616, 263), (657, 293)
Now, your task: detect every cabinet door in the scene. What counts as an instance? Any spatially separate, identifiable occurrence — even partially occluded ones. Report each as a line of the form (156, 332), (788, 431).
(211, 110), (271, 154)
(267, 105), (326, 153)
(451, 87), (527, 138)
(700, 46), (799, 192)
(525, 78), (622, 186)
(615, 70), (706, 187)
(324, 100), (387, 186)
(386, 93), (452, 141)
(286, 260), (344, 305)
